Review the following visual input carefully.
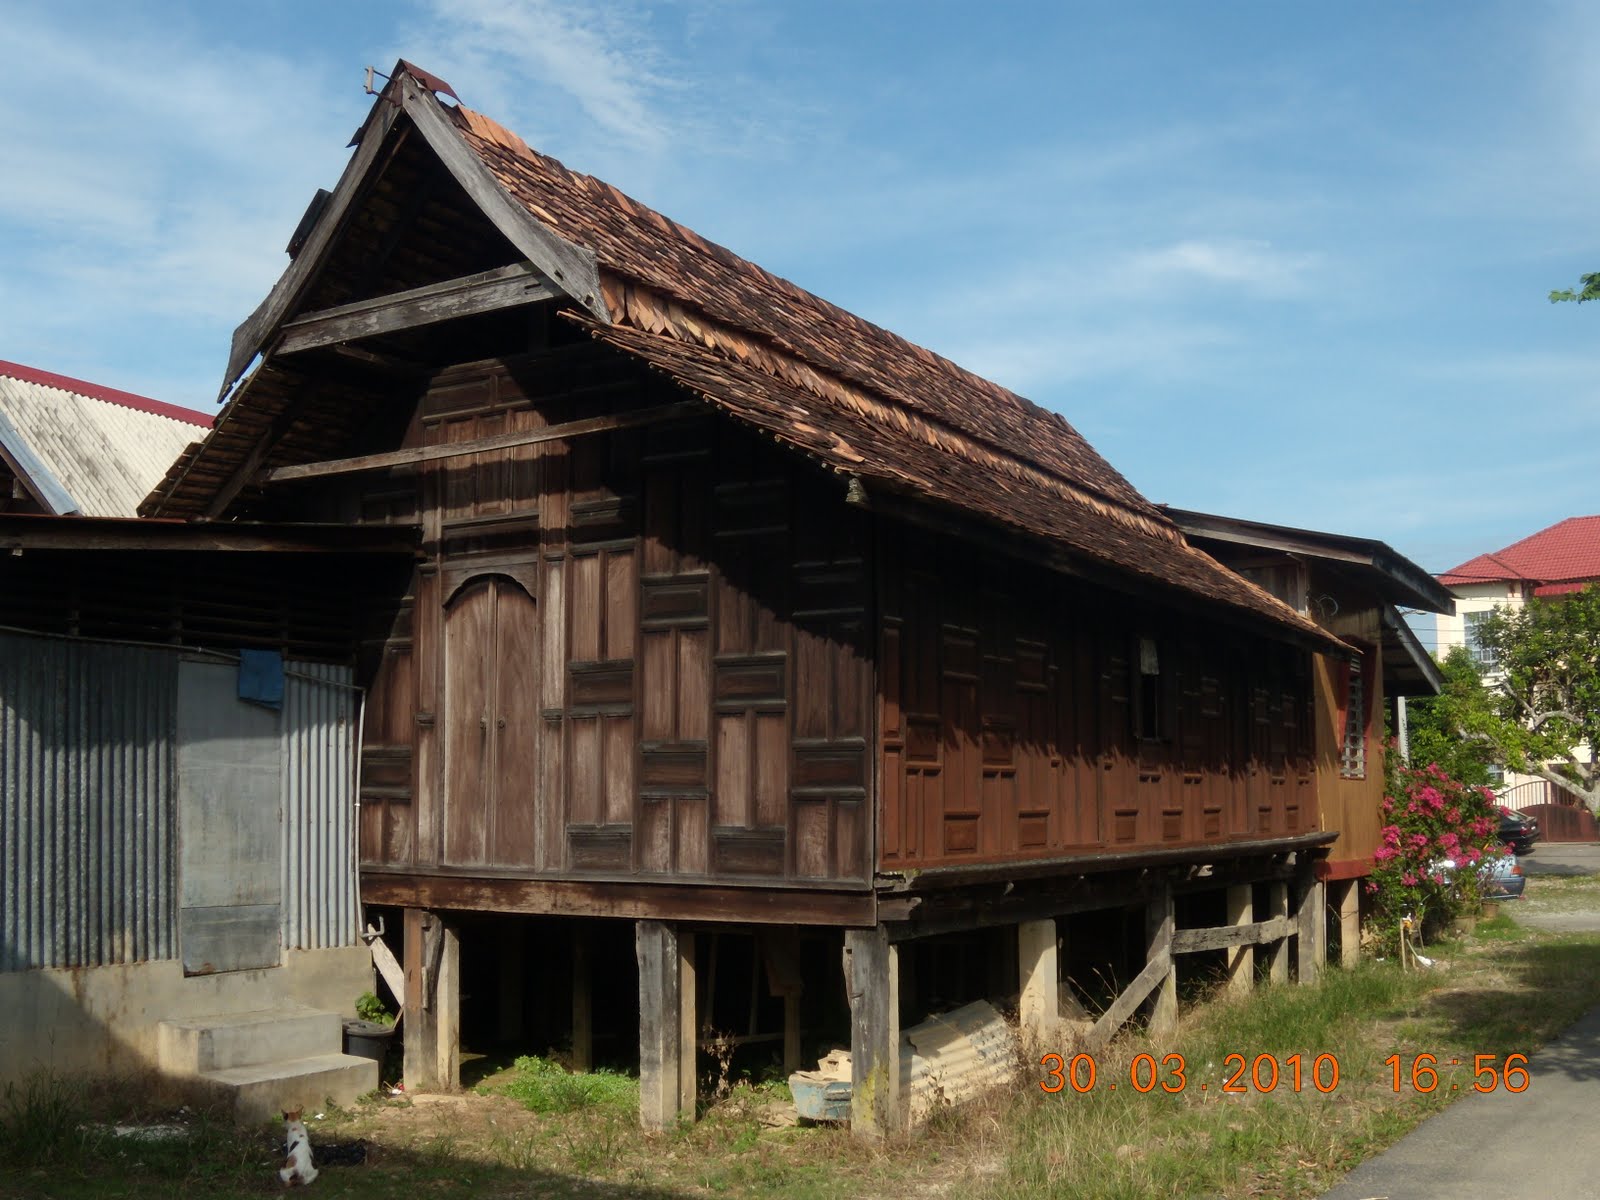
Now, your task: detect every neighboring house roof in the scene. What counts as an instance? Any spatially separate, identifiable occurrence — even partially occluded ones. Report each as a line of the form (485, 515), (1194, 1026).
(1162, 507), (1455, 696)
(0, 360), (211, 517)
(142, 62), (1334, 648)
(1439, 515), (1600, 594)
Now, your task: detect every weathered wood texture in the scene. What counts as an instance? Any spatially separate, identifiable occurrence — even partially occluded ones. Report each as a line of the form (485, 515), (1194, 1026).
(1312, 597), (1386, 872)
(1144, 883), (1178, 1036)
(359, 346), (873, 889)
(844, 925), (901, 1137)
(636, 920), (695, 1130)
(877, 528), (1317, 872)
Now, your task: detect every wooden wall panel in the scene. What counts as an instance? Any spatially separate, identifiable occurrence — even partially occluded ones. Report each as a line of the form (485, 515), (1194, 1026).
(877, 525), (1319, 872)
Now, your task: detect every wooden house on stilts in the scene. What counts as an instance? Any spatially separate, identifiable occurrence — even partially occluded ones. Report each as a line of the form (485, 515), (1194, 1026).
(143, 62), (1348, 1134)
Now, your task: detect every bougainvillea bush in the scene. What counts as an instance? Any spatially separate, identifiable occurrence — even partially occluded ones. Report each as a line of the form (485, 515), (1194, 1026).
(1367, 761), (1508, 951)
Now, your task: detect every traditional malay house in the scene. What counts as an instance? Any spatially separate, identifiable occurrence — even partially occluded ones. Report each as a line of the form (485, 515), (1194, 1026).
(140, 62), (1347, 1133)
(1163, 510), (1456, 965)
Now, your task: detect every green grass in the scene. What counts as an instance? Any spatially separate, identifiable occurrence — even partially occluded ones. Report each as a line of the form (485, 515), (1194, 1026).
(8, 906), (1600, 1199)
(480, 1054), (639, 1115)
(989, 925), (1600, 1199)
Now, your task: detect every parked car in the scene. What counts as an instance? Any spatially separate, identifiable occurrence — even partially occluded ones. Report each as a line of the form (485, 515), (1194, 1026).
(1498, 806), (1540, 855)
(1481, 851), (1526, 900)
(1434, 851), (1526, 900)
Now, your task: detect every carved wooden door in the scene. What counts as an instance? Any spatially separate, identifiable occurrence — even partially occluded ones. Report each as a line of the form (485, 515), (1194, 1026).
(442, 575), (539, 866)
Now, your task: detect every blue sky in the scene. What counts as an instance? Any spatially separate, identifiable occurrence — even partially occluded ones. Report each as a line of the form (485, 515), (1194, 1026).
(3, 1), (1597, 586)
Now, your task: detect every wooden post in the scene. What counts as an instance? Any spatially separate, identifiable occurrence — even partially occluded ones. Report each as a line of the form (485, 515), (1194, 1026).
(1269, 882), (1290, 984)
(497, 919), (526, 1043)
(1017, 919), (1060, 1048)
(1295, 859), (1325, 984)
(571, 924), (593, 1073)
(783, 993), (802, 1074)
(844, 925), (901, 1137)
(1144, 882), (1178, 1036)
(1335, 879), (1361, 968)
(1225, 884), (1254, 997)
(436, 920), (461, 1090)
(679, 929), (697, 1118)
(636, 920), (696, 1131)
(402, 908), (440, 1091)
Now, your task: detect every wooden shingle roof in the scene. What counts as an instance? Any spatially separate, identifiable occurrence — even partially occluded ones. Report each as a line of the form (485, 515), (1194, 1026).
(449, 102), (1327, 639)
(143, 66), (1332, 644)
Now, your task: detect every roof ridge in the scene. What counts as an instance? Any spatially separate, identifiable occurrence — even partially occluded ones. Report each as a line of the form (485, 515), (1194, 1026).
(0, 359), (213, 428)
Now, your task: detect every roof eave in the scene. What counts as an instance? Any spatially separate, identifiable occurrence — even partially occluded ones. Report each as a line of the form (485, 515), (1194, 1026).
(1162, 506), (1455, 614)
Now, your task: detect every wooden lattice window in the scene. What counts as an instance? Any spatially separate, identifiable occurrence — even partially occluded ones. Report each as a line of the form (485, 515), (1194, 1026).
(1340, 653), (1365, 779)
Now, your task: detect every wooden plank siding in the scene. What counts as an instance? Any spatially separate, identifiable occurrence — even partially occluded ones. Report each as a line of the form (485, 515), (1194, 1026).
(359, 344), (873, 888)
(876, 528), (1316, 872)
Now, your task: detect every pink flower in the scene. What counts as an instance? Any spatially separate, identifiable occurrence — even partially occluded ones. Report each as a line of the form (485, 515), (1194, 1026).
(1409, 833), (1431, 850)
(1402, 873), (1419, 886)
(1382, 825), (1402, 847)
(1373, 846), (1398, 862)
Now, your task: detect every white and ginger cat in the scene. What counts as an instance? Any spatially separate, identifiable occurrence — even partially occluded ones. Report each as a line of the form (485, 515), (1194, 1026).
(278, 1108), (318, 1187)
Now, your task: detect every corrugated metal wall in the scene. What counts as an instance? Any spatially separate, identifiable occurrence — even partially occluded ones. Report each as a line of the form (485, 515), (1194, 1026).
(2, 630), (361, 970)
(0, 632), (176, 970)
(281, 662), (360, 951)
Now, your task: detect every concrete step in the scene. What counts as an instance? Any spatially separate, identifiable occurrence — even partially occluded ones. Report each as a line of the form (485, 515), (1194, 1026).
(158, 1008), (342, 1075)
(201, 1052), (379, 1125)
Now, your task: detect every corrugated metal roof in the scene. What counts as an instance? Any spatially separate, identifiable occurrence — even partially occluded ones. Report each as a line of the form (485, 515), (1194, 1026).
(0, 361), (211, 518)
(1439, 515), (1600, 588)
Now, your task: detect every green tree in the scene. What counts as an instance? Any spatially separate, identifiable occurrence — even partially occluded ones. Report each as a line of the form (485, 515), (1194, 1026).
(1550, 273), (1600, 303)
(1471, 587), (1600, 815)
(1405, 646), (1498, 787)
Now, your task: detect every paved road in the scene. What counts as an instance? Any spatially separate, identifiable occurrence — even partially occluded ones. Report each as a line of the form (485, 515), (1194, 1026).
(1518, 840), (1600, 878)
(1318, 840), (1600, 1199)
(1318, 1004), (1600, 1199)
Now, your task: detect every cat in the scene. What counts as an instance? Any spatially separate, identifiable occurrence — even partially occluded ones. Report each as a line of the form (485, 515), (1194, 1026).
(278, 1108), (319, 1187)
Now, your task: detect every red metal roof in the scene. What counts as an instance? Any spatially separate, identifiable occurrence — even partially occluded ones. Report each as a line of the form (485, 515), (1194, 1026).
(1439, 516), (1600, 587)
(0, 360), (213, 428)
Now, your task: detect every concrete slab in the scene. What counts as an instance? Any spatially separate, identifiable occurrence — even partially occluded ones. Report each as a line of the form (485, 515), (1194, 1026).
(1318, 1003), (1600, 1198)
(204, 1052), (378, 1125)
(158, 1007), (339, 1073)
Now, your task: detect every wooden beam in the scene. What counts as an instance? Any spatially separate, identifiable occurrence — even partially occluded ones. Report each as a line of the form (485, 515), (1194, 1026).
(636, 921), (695, 1131)
(1144, 883), (1178, 1037)
(0, 517), (419, 555)
(844, 926), (901, 1138)
(1017, 918), (1060, 1049)
(275, 263), (561, 356)
(403, 908), (440, 1091)
(1296, 861), (1325, 984)
(1086, 952), (1169, 1050)
(1269, 882), (1290, 984)
(571, 926), (593, 1073)
(1172, 915), (1292, 954)
(222, 93), (406, 396)
(1226, 884), (1254, 997)
(399, 75), (608, 322)
(265, 402), (704, 485)
(1334, 878), (1361, 969)
(436, 919), (461, 1090)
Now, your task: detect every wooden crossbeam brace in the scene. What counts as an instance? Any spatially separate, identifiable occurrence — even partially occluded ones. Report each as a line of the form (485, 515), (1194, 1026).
(1085, 951), (1170, 1049)
(262, 400), (705, 485)
(274, 263), (560, 356)
(1171, 915), (1292, 954)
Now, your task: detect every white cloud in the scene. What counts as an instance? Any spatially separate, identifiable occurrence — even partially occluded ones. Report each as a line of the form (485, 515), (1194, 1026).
(407, 0), (678, 154)
(1121, 239), (1320, 297)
